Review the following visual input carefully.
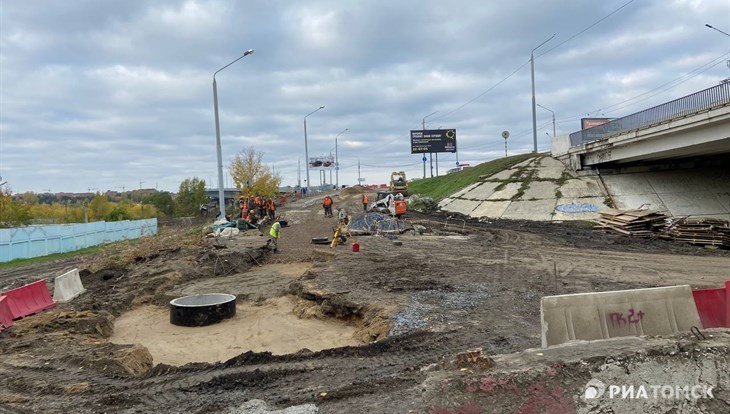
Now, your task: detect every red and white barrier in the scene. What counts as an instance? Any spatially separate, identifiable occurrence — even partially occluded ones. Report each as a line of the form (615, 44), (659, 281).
(692, 281), (730, 328)
(2, 280), (56, 320)
(0, 296), (13, 332)
(53, 268), (86, 303)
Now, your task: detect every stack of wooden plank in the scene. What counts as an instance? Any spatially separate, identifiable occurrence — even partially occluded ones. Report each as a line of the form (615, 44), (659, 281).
(594, 208), (668, 237)
(661, 217), (730, 247)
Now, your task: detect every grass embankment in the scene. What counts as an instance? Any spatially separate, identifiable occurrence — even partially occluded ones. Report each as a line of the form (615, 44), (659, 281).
(408, 153), (537, 200)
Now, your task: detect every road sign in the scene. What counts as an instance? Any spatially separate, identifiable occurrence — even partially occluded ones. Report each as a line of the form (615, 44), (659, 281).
(456, 161), (460, 166)
(502, 130), (510, 139)
(357, 178), (366, 182)
(422, 156), (427, 162)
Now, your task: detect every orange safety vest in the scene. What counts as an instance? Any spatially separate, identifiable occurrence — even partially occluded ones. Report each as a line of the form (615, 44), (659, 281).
(254, 196), (262, 207)
(362, 195), (368, 204)
(323, 197), (332, 206)
(267, 199), (275, 211)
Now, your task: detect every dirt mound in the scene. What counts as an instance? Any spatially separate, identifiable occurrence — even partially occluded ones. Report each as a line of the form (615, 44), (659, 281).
(341, 185), (371, 195)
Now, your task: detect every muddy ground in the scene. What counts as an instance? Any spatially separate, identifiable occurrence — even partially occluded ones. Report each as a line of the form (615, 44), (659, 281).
(1, 188), (729, 413)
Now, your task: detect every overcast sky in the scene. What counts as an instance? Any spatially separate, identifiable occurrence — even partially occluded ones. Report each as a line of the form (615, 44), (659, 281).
(1, 0), (729, 194)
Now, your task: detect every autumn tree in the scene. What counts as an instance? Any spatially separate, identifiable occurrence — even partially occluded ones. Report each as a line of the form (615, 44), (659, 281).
(229, 146), (282, 197)
(174, 177), (208, 217)
(143, 191), (175, 218)
(0, 185), (33, 227)
(88, 193), (113, 221)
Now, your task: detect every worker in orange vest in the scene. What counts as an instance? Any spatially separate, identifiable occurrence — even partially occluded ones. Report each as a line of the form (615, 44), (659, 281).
(362, 194), (369, 212)
(266, 197), (276, 220)
(322, 195), (333, 217)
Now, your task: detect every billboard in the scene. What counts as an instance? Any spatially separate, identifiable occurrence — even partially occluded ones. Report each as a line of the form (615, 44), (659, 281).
(581, 118), (611, 130)
(309, 155), (334, 169)
(410, 129), (457, 154)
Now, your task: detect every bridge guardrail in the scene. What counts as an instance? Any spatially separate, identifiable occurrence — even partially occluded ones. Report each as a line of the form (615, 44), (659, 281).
(570, 82), (730, 147)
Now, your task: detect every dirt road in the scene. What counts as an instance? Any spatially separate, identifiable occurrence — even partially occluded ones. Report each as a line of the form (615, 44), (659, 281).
(1, 189), (728, 413)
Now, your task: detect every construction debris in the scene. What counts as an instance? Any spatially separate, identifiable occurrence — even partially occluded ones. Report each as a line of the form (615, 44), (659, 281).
(594, 208), (667, 237)
(660, 217), (730, 248)
(347, 212), (411, 235)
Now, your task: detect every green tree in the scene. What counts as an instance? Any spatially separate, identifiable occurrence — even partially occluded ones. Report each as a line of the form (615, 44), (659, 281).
(0, 186), (33, 227)
(143, 191), (175, 218)
(174, 178), (207, 217)
(229, 146), (282, 197)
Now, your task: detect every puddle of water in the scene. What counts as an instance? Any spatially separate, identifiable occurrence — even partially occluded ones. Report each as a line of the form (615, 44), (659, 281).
(110, 296), (359, 366)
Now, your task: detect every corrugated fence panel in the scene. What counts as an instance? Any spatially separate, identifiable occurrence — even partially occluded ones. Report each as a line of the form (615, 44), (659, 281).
(0, 219), (158, 263)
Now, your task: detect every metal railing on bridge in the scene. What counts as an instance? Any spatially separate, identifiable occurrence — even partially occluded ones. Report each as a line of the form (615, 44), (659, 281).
(570, 82), (730, 147)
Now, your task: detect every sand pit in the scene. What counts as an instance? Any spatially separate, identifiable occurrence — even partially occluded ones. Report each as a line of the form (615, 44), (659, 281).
(110, 295), (360, 366)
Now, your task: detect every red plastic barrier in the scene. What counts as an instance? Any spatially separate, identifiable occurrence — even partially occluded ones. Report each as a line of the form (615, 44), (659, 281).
(692, 281), (729, 328)
(0, 296), (13, 332)
(2, 280), (56, 320)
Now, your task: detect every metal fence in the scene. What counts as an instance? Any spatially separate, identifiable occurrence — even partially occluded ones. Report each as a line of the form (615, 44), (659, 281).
(0, 218), (158, 263)
(570, 82), (730, 147)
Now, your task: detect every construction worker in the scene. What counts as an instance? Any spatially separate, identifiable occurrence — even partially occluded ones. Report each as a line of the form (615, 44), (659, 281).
(362, 193), (369, 212)
(322, 194), (333, 217)
(255, 194), (266, 219)
(268, 220), (281, 252)
(338, 208), (348, 225)
(266, 197), (276, 220)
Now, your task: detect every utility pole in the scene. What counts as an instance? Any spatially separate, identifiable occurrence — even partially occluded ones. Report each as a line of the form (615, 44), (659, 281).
(297, 158), (301, 188)
(357, 159), (361, 184)
(531, 34), (556, 153)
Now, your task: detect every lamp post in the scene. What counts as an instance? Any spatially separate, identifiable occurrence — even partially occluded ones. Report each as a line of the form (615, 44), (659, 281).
(536, 103), (556, 137)
(706, 24), (730, 37)
(531, 34), (555, 153)
(304, 105), (325, 194)
(213, 48), (254, 216)
(422, 111), (438, 177)
(335, 128), (348, 188)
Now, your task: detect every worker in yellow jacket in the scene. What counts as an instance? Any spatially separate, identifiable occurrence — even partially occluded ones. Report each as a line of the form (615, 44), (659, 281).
(268, 221), (281, 253)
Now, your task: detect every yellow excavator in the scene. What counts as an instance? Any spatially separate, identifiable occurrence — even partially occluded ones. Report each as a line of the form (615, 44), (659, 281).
(389, 171), (408, 196)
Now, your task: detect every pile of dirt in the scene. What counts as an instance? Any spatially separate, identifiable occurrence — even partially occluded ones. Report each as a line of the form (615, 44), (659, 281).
(340, 185), (371, 195)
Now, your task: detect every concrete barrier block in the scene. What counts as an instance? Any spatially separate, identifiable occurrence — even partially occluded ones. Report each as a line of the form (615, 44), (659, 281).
(0, 296), (13, 332)
(3, 280), (56, 319)
(53, 268), (86, 303)
(541, 285), (701, 347)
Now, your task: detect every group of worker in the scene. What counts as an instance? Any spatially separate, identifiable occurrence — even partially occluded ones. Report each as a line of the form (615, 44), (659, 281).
(238, 193), (277, 222)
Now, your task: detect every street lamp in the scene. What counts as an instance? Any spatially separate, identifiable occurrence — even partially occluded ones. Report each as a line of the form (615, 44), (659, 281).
(531, 34), (555, 153)
(422, 111), (438, 178)
(706, 24), (730, 37)
(213, 48), (254, 217)
(536, 103), (556, 137)
(335, 128), (348, 188)
(304, 105), (325, 193)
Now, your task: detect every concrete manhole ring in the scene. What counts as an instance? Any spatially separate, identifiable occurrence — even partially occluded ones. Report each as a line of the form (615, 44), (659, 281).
(169, 293), (236, 327)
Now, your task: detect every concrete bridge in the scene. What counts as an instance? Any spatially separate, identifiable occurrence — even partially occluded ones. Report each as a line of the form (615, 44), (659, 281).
(556, 83), (730, 170)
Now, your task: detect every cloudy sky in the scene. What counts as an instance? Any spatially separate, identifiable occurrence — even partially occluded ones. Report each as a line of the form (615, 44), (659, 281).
(1, 0), (729, 194)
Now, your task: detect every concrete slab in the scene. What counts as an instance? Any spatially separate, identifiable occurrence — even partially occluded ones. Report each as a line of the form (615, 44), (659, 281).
(442, 198), (481, 215)
(469, 200), (512, 218)
(450, 182), (481, 199)
(705, 168), (730, 192)
(501, 199), (556, 221)
(552, 210), (601, 221)
(645, 170), (709, 194)
(658, 191), (729, 215)
(537, 156), (567, 169)
(558, 178), (604, 198)
(511, 157), (537, 169)
(482, 169), (515, 181)
(612, 193), (669, 212)
(534, 166), (565, 180)
(487, 182), (521, 200)
(717, 192), (730, 211)
(601, 174), (655, 195)
(462, 182), (498, 200)
(540, 285), (702, 347)
(522, 181), (558, 200)
(437, 197), (454, 209)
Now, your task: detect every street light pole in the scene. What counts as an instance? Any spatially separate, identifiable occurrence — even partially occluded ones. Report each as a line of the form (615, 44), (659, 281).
(213, 48), (254, 216)
(304, 105), (325, 194)
(422, 111), (438, 177)
(536, 103), (556, 137)
(531, 34), (555, 153)
(335, 128), (348, 188)
(706, 24), (730, 37)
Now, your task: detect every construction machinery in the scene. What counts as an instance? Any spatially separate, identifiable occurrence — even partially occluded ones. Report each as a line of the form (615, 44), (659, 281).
(370, 191), (407, 217)
(389, 171), (408, 196)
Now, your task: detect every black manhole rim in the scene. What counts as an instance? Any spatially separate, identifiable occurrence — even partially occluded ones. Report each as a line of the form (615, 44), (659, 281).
(169, 293), (236, 327)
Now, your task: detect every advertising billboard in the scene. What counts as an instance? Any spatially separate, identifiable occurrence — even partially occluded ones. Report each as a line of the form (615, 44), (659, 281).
(308, 155), (335, 169)
(410, 129), (457, 154)
(581, 118), (611, 130)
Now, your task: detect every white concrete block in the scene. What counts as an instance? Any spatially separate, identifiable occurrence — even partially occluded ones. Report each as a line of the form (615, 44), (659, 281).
(463, 182), (498, 200)
(540, 285), (701, 347)
(488, 182), (521, 200)
(451, 182), (481, 198)
(522, 181), (558, 200)
(469, 201), (512, 218)
(558, 178), (604, 198)
(535, 166), (565, 180)
(483, 169), (516, 181)
(53, 268), (86, 303)
(501, 199), (556, 221)
(442, 199), (481, 215)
